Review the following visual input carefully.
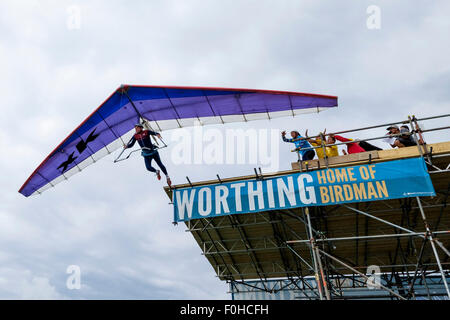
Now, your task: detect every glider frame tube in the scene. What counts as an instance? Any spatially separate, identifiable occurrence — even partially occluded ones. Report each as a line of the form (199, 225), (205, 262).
(113, 146), (168, 163)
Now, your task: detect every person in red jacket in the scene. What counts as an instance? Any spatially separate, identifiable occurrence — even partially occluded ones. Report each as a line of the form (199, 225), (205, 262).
(328, 134), (366, 154)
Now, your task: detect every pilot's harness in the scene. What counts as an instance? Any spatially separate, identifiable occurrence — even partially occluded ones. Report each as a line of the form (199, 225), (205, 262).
(114, 120), (167, 163)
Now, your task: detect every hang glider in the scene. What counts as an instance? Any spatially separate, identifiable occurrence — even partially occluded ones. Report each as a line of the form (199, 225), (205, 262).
(19, 85), (338, 197)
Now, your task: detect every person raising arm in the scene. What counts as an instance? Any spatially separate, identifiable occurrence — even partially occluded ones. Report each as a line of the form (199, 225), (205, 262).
(281, 130), (315, 161)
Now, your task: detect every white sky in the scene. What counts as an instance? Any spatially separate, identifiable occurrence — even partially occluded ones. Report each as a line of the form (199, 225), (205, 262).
(0, 0), (449, 299)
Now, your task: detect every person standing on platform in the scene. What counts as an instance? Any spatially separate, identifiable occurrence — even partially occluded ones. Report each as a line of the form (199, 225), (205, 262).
(281, 130), (315, 161)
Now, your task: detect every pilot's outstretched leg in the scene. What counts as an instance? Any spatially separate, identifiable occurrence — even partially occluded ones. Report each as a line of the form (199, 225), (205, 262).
(152, 152), (168, 176)
(143, 156), (157, 173)
(143, 153), (171, 187)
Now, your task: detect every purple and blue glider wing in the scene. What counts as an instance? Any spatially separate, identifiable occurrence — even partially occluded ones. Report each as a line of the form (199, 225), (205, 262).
(19, 85), (337, 197)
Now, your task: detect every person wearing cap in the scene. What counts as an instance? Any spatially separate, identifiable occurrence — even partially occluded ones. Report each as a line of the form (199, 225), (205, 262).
(124, 123), (171, 187)
(386, 125), (421, 148)
(282, 130), (315, 161)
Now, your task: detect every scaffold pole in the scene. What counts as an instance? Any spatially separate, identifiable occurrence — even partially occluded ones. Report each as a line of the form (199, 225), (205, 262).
(416, 196), (450, 298)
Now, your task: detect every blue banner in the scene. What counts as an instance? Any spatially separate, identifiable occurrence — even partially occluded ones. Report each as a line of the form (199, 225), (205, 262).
(173, 157), (435, 222)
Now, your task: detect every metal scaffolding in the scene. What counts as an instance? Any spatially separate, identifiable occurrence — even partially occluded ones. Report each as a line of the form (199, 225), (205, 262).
(283, 114), (450, 299)
(165, 114), (450, 300)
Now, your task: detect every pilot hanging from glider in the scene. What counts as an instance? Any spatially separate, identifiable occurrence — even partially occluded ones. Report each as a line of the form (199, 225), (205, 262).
(124, 123), (171, 187)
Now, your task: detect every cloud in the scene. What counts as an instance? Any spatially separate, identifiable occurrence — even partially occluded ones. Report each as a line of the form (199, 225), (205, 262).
(0, 268), (64, 300)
